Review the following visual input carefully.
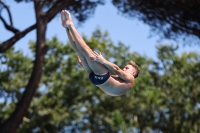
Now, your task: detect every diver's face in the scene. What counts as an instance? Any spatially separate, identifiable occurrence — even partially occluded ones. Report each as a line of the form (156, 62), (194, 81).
(123, 64), (135, 75)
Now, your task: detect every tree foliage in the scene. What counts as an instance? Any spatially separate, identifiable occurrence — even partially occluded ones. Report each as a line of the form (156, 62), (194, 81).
(1, 0), (200, 133)
(112, 0), (200, 45)
(0, 0), (104, 132)
(1, 28), (200, 133)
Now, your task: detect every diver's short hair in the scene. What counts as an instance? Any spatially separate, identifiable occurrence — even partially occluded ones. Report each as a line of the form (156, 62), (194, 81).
(128, 60), (140, 78)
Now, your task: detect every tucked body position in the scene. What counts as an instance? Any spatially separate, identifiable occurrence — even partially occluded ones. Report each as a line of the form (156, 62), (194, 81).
(61, 10), (140, 96)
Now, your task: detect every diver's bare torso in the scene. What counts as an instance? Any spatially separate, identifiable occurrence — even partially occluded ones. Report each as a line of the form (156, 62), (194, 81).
(97, 75), (134, 96)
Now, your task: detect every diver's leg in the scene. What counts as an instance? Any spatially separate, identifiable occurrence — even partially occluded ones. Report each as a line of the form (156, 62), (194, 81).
(62, 10), (108, 75)
(65, 27), (92, 75)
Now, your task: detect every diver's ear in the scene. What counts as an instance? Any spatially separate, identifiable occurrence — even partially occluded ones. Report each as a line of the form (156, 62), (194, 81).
(132, 71), (136, 77)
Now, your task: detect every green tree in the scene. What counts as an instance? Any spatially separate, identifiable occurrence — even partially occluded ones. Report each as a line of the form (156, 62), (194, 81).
(129, 45), (200, 133)
(0, 0), (104, 132)
(2, 28), (200, 133)
(112, 0), (200, 45)
(0, 28), (142, 132)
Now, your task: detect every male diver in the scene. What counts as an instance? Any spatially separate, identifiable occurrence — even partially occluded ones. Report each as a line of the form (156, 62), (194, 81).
(61, 10), (140, 96)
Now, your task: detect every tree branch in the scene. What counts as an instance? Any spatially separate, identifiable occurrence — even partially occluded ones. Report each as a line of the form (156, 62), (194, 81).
(0, 24), (36, 53)
(0, 16), (19, 33)
(0, 0), (73, 53)
(0, 0), (74, 132)
(1, 0), (46, 132)
(0, 0), (19, 33)
(45, 0), (75, 22)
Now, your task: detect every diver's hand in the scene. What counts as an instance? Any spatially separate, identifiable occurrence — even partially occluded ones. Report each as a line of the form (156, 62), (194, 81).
(91, 51), (106, 64)
(77, 56), (83, 68)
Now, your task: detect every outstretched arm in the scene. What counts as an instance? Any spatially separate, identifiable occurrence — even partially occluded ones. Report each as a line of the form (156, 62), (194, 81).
(92, 51), (134, 82)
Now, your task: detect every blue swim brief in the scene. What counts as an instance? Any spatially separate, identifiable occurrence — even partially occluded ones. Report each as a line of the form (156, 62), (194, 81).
(89, 72), (110, 85)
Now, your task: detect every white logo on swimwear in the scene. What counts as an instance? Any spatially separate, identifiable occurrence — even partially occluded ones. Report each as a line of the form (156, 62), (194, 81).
(95, 76), (103, 80)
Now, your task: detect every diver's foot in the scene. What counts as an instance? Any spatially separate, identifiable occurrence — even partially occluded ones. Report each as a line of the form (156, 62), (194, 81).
(61, 10), (73, 28)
